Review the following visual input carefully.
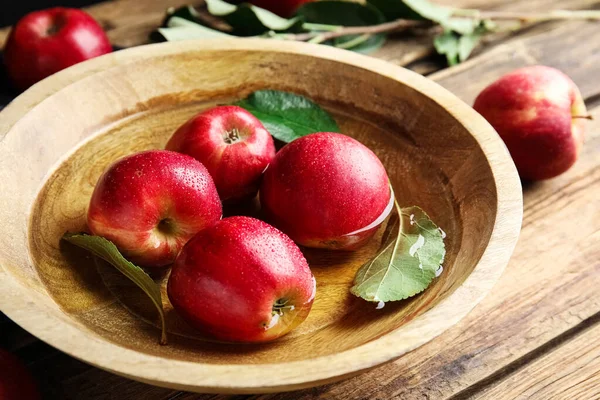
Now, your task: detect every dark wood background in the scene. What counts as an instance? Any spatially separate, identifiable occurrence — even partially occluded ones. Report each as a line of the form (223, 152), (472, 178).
(1, 1), (102, 27)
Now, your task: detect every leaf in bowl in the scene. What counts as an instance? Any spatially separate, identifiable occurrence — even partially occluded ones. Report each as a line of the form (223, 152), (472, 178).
(234, 90), (340, 143)
(351, 203), (446, 305)
(62, 233), (167, 345)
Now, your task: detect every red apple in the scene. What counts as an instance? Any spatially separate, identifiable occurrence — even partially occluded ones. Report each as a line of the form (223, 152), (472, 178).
(260, 132), (392, 250)
(168, 216), (316, 343)
(4, 7), (112, 90)
(166, 106), (275, 203)
(473, 65), (588, 180)
(0, 349), (40, 400)
(87, 150), (222, 267)
(248, 0), (315, 17)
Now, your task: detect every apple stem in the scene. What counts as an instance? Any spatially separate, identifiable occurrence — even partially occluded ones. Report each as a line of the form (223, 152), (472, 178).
(272, 298), (296, 315)
(572, 115), (594, 120)
(224, 128), (242, 144)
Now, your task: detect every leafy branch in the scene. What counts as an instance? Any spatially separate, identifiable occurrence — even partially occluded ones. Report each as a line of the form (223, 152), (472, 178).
(153, 0), (600, 65)
(281, 9), (600, 43)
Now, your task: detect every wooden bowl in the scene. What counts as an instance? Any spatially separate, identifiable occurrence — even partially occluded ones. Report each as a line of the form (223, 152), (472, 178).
(0, 39), (522, 394)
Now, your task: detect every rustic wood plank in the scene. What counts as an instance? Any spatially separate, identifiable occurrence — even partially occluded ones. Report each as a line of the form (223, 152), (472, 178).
(471, 316), (600, 400)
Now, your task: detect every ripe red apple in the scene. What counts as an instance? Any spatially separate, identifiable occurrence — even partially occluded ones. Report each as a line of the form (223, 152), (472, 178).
(260, 132), (392, 250)
(168, 216), (316, 343)
(166, 106), (275, 203)
(87, 150), (222, 267)
(248, 0), (314, 17)
(473, 65), (588, 180)
(0, 349), (40, 400)
(4, 7), (112, 90)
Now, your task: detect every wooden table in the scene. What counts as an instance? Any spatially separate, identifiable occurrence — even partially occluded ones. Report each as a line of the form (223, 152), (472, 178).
(1, 0), (599, 399)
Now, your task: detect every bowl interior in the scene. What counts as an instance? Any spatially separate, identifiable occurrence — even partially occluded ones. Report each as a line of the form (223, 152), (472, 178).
(11, 46), (495, 365)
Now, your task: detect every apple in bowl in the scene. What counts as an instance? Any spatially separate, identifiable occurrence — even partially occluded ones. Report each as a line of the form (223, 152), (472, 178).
(87, 150), (222, 267)
(166, 106), (275, 203)
(260, 132), (393, 250)
(168, 216), (316, 343)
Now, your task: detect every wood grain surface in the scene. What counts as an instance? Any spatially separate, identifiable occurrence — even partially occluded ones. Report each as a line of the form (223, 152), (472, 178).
(472, 316), (600, 400)
(0, 0), (599, 398)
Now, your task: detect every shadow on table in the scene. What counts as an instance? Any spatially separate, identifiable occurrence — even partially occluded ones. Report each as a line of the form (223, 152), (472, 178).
(0, 53), (18, 110)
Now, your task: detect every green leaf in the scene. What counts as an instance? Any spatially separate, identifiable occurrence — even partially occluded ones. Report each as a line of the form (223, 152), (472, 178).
(234, 90), (339, 143)
(367, 0), (451, 22)
(442, 17), (479, 35)
(434, 30), (460, 65)
(434, 22), (487, 65)
(205, 0), (237, 15)
(366, 0), (479, 35)
(157, 17), (234, 41)
(351, 204), (446, 303)
(402, 0), (453, 21)
(297, 1), (386, 53)
(62, 233), (167, 345)
(206, 0), (302, 36)
(457, 28), (483, 61)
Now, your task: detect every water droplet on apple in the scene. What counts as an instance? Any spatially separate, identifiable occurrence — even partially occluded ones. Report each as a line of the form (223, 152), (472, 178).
(266, 312), (280, 329)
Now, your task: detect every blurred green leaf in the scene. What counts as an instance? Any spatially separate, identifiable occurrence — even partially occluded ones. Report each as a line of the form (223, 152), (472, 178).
(156, 17), (234, 41)
(297, 1), (387, 53)
(206, 0), (302, 36)
(434, 30), (460, 65)
(367, 0), (450, 21)
(434, 22), (488, 65)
